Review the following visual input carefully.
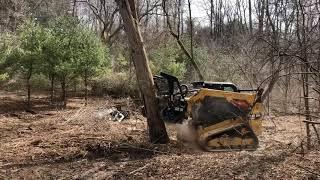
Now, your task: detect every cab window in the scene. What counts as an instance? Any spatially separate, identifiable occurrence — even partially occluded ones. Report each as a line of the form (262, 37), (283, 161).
(223, 86), (235, 92)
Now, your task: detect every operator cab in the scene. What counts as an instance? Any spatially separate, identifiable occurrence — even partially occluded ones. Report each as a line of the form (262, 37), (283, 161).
(152, 72), (242, 123)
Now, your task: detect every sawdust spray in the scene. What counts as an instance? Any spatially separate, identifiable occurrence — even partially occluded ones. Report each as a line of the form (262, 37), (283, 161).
(176, 120), (202, 150)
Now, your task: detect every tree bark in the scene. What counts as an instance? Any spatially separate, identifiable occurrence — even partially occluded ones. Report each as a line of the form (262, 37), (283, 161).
(258, 0), (265, 35)
(50, 74), (54, 105)
(115, 0), (169, 144)
(187, 0), (194, 60)
(210, 0), (214, 39)
(177, 0), (182, 37)
(26, 76), (31, 108)
(26, 67), (32, 108)
(61, 78), (67, 108)
(248, 0), (252, 34)
(155, 5), (159, 32)
(72, 0), (77, 17)
(84, 72), (88, 106)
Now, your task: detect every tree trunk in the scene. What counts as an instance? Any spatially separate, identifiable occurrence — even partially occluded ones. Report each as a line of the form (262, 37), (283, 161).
(26, 67), (32, 108)
(61, 79), (67, 108)
(218, 0), (223, 38)
(155, 5), (160, 33)
(284, 70), (290, 114)
(258, 0), (265, 35)
(318, 51), (320, 114)
(296, 0), (311, 149)
(84, 74), (88, 106)
(50, 75), (54, 105)
(187, 0), (194, 60)
(317, 13), (320, 115)
(181, 5), (184, 34)
(26, 77), (31, 108)
(144, 0), (149, 28)
(302, 66), (311, 149)
(72, 0), (77, 17)
(177, 0), (182, 37)
(116, 0), (169, 144)
(248, 0), (252, 34)
(73, 81), (77, 96)
(210, 0), (214, 39)
(236, 0), (243, 33)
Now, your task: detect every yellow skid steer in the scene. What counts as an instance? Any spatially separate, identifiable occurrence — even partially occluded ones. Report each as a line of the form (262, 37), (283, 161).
(152, 72), (264, 151)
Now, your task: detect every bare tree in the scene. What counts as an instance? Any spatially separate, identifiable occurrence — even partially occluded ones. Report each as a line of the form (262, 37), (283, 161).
(78, 0), (122, 46)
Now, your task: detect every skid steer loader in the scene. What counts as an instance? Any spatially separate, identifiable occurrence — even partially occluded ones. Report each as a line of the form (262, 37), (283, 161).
(151, 72), (264, 151)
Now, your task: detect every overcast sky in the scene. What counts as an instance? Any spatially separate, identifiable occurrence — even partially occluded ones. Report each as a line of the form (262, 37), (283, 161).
(191, 0), (207, 18)
(189, 0), (251, 26)
(189, 0), (211, 25)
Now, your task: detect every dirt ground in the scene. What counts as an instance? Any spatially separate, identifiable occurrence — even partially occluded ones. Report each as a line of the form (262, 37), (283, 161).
(0, 92), (319, 179)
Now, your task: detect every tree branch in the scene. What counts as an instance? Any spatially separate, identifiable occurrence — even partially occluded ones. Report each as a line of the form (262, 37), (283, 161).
(162, 0), (204, 80)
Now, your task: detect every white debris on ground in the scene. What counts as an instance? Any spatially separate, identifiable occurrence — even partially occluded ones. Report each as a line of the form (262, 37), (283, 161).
(96, 107), (130, 122)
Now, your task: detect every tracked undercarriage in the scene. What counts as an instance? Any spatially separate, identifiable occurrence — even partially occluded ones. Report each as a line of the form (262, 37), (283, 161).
(197, 120), (259, 151)
(150, 72), (264, 151)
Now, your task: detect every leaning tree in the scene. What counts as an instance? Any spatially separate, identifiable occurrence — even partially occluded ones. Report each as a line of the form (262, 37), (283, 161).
(115, 0), (169, 143)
